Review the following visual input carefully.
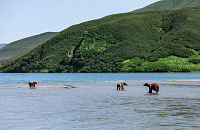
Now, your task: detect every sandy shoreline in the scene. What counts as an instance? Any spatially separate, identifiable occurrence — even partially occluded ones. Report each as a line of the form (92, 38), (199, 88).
(172, 79), (200, 82)
(0, 85), (73, 89)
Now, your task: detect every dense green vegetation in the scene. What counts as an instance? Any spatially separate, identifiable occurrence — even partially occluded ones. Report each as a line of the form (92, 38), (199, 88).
(0, 32), (57, 64)
(1, 0), (200, 73)
(122, 55), (200, 72)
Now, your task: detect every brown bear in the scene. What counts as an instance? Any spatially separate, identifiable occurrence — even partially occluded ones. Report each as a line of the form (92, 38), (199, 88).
(117, 82), (127, 90)
(144, 82), (159, 93)
(29, 80), (38, 87)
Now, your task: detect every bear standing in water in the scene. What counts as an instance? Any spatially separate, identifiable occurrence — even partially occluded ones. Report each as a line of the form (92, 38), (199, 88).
(117, 82), (127, 90)
(29, 81), (38, 87)
(144, 82), (159, 93)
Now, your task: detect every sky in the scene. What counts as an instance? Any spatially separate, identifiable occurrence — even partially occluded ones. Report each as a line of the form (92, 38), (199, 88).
(0, 0), (160, 44)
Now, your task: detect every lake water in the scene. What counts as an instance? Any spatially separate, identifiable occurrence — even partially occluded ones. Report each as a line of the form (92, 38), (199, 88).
(0, 73), (200, 129)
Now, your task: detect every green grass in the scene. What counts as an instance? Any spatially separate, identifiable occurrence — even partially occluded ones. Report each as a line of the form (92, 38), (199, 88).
(143, 56), (200, 72)
(122, 54), (200, 72)
(160, 56), (200, 72)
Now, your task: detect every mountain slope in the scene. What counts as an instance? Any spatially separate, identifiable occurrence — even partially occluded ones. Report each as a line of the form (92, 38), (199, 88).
(136, 0), (200, 12)
(0, 32), (57, 64)
(1, 7), (200, 73)
(0, 44), (7, 49)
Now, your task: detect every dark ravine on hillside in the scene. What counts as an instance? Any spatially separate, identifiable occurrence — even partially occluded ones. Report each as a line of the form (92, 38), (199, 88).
(1, 0), (200, 73)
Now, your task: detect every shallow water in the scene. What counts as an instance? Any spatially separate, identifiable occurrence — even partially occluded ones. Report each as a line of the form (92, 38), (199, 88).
(0, 73), (200, 129)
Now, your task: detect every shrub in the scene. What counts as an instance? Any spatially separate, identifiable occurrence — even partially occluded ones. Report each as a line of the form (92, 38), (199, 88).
(189, 59), (200, 64)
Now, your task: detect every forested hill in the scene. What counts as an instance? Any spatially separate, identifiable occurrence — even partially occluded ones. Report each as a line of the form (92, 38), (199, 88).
(1, 6), (200, 73)
(136, 0), (200, 12)
(0, 32), (57, 64)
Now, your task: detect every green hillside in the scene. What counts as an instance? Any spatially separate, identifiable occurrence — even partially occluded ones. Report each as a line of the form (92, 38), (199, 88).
(136, 0), (200, 12)
(1, 7), (200, 73)
(0, 32), (57, 64)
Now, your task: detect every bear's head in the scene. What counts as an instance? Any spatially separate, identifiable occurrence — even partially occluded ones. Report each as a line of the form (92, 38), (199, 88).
(124, 82), (127, 85)
(33, 81), (38, 84)
(144, 82), (150, 86)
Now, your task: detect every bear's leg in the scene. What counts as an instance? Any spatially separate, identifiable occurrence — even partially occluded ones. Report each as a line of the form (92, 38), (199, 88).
(149, 87), (152, 93)
(117, 85), (120, 90)
(156, 87), (159, 93)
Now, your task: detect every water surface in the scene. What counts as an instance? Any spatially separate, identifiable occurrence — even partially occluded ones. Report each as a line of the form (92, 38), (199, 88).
(0, 73), (200, 129)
